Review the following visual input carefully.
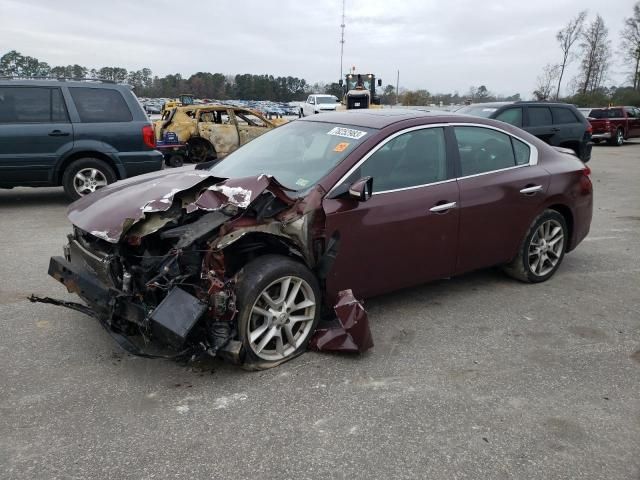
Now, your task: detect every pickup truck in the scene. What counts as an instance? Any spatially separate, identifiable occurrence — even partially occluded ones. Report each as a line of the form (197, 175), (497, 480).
(587, 106), (640, 146)
(299, 94), (340, 117)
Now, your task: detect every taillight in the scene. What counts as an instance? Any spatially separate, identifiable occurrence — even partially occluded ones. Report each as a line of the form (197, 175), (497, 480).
(586, 123), (592, 134)
(580, 166), (592, 194)
(142, 125), (155, 148)
(583, 166), (591, 176)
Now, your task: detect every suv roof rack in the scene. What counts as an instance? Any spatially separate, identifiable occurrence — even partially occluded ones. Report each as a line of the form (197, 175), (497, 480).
(0, 76), (118, 84)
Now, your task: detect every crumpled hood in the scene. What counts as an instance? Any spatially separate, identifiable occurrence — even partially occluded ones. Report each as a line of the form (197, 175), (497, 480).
(68, 166), (284, 243)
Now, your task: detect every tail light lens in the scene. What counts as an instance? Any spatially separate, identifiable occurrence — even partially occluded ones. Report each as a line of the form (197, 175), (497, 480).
(142, 125), (156, 148)
(583, 166), (591, 176)
(586, 123), (592, 134)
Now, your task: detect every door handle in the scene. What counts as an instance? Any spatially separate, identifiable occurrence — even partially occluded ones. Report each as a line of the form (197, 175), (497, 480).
(551, 127), (561, 132)
(429, 201), (457, 213)
(48, 130), (70, 137)
(520, 185), (543, 194)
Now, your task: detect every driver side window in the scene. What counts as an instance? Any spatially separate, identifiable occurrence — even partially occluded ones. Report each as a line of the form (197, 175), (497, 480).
(351, 127), (447, 193)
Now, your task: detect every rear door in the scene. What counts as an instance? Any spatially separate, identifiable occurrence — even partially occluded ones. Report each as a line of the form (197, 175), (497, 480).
(551, 106), (585, 147)
(0, 85), (73, 185)
(453, 125), (550, 274)
(524, 105), (557, 145)
(624, 107), (640, 137)
(323, 126), (460, 301)
(197, 109), (239, 157)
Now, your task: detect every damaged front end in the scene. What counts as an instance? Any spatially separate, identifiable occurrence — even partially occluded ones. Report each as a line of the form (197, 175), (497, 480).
(41, 168), (372, 366)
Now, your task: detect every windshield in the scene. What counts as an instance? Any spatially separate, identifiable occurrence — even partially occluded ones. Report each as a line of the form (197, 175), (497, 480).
(346, 75), (372, 91)
(316, 97), (336, 104)
(455, 105), (498, 117)
(210, 121), (374, 191)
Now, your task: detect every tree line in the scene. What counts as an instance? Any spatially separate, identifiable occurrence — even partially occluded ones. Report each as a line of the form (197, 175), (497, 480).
(0, 50), (310, 101)
(534, 2), (640, 106)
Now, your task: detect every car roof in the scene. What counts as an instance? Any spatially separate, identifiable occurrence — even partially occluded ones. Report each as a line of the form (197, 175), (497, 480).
(460, 102), (513, 108)
(299, 109), (448, 129)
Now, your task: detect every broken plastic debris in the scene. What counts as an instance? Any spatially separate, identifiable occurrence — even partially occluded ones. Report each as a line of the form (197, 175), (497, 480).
(309, 289), (373, 353)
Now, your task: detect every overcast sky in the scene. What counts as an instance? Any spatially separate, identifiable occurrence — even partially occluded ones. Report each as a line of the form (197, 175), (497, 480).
(1, 0), (637, 97)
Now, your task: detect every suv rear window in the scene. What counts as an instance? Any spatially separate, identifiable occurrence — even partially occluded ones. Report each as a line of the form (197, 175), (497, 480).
(589, 108), (625, 119)
(69, 87), (132, 123)
(0, 87), (68, 123)
(528, 107), (552, 127)
(552, 107), (579, 124)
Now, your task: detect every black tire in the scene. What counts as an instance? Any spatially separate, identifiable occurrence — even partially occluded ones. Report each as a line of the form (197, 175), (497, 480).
(502, 209), (568, 283)
(608, 128), (624, 146)
(235, 254), (321, 370)
(165, 153), (184, 168)
(62, 158), (117, 201)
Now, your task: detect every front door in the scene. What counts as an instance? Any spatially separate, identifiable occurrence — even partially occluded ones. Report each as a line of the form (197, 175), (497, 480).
(0, 86), (72, 185)
(525, 105), (558, 146)
(323, 126), (459, 302)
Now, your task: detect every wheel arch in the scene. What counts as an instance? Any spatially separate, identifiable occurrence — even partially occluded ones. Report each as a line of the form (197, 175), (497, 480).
(546, 203), (574, 250)
(221, 232), (309, 277)
(55, 151), (121, 185)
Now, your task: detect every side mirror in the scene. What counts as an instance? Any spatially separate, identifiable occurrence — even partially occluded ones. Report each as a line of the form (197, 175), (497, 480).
(377, 79), (382, 87)
(348, 177), (373, 202)
(339, 79), (343, 86)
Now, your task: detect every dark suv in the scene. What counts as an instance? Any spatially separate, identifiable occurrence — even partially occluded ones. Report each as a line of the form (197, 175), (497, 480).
(0, 79), (163, 199)
(456, 101), (592, 162)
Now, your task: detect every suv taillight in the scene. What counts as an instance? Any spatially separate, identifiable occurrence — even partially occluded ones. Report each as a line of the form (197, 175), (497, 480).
(142, 125), (155, 148)
(586, 123), (592, 134)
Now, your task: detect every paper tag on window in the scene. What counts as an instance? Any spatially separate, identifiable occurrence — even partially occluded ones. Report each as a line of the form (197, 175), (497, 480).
(327, 127), (367, 139)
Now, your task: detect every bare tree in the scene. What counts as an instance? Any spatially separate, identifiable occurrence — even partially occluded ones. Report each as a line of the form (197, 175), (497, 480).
(555, 10), (587, 99)
(579, 15), (611, 94)
(621, 2), (640, 90)
(534, 64), (561, 100)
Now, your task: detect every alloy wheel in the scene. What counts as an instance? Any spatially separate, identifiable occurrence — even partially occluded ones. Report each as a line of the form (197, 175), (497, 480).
(617, 129), (624, 146)
(528, 219), (564, 276)
(73, 168), (108, 196)
(247, 276), (316, 361)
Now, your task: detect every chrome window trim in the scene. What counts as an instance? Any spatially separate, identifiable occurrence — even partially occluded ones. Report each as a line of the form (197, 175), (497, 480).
(327, 122), (539, 197)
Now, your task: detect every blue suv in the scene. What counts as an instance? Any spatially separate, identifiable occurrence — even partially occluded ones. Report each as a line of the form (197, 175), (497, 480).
(0, 79), (163, 199)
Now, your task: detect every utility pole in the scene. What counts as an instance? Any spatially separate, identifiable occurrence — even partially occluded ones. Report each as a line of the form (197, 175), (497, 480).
(340, 0), (346, 83)
(396, 70), (399, 106)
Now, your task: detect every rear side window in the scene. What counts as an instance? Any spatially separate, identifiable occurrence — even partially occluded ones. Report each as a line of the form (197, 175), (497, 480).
(454, 126), (516, 176)
(69, 87), (132, 123)
(494, 107), (522, 127)
(552, 107), (579, 124)
(512, 138), (531, 165)
(0, 87), (69, 123)
(528, 107), (552, 127)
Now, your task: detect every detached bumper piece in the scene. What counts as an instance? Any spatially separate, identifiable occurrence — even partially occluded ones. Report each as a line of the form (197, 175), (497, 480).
(150, 287), (207, 348)
(309, 289), (373, 353)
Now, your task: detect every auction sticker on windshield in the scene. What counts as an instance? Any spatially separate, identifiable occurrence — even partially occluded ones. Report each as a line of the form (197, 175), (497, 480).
(327, 127), (367, 140)
(333, 142), (350, 152)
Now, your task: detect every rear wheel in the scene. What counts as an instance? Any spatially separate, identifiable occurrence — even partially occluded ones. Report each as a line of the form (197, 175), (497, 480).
(503, 209), (568, 283)
(187, 139), (216, 163)
(235, 255), (320, 370)
(62, 158), (116, 200)
(609, 128), (624, 146)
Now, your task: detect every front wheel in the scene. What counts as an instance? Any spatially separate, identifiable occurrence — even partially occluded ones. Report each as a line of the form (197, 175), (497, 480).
(235, 255), (321, 369)
(62, 158), (116, 200)
(503, 209), (568, 283)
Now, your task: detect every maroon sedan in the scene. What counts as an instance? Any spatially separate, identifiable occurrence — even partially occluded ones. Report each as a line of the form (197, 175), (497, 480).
(45, 110), (593, 368)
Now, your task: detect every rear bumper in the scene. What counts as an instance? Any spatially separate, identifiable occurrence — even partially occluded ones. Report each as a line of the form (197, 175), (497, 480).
(119, 150), (164, 178)
(591, 132), (612, 140)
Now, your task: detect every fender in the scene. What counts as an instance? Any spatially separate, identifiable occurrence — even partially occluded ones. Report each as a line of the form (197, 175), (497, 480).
(54, 140), (126, 181)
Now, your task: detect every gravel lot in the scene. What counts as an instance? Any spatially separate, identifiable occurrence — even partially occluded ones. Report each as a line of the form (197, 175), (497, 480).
(1, 143), (639, 480)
